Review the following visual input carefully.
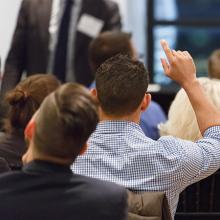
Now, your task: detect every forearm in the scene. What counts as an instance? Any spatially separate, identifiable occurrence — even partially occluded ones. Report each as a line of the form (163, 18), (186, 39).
(183, 79), (220, 135)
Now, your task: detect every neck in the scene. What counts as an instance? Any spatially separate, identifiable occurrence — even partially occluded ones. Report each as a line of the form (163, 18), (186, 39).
(99, 108), (141, 124)
(22, 143), (73, 166)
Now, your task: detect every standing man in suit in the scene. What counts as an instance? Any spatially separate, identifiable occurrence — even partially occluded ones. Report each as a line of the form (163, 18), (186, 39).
(0, 83), (127, 220)
(1, 0), (121, 96)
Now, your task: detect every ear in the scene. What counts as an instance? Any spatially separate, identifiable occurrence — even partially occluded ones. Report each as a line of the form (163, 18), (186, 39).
(79, 143), (88, 155)
(140, 93), (151, 112)
(90, 88), (97, 97)
(90, 88), (99, 103)
(24, 117), (36, 144)
(130, 40), (138, 61)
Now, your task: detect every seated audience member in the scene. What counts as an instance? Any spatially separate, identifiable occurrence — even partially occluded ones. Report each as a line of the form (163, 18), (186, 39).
(159, 77), (220, 141)
(0, 83), (127, 220)
(208, 49), (220, 79)
(159, 77), (220, 212)
(73, 41), (220, 219)
(0, 74), (60, 172)
(88, 31), (166, 140)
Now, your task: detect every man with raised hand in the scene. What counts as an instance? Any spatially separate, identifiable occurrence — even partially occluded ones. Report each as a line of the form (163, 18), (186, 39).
(73, 40), (220, 219)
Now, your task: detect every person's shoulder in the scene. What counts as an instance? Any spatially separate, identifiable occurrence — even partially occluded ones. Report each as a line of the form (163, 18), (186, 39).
(74, 173), (127, 198)
(0, 132), (10, 151)
(0, 132), (25, 154)
(0, 170), (24, 188)
(70, 173), (127, 218)
(0, 157), (11, 173)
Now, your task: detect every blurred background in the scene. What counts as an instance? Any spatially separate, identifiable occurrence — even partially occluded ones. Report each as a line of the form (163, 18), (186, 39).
(1, 0), (220, 90)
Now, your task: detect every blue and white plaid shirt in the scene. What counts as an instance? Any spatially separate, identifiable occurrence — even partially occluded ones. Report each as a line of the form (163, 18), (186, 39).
(73, 121), (220, 218)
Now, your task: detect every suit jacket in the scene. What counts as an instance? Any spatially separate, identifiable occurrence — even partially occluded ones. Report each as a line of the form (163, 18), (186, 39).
(0, 160), (127, 220)
(0, 157), (10, 173)
(2, 0), (121, 95)
(0, 132), (26, 172)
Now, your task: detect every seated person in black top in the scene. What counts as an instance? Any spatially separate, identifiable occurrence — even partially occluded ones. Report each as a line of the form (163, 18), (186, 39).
(0, 74), (60, 172)
(0, 83), (127, 220)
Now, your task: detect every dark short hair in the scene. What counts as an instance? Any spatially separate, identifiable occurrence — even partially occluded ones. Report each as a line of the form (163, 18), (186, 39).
(96, 54), (149, 116)
(4, 74), (60, 133)
(89, 31), (133, 71)
(33, 83), (99, 161)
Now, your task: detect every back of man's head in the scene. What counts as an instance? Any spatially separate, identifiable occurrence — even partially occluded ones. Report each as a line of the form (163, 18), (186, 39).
(208, 49), (220, 79)
(29, 83), (99, 163)
(89, 31), (136, 72)
(95, 54), (149, 116)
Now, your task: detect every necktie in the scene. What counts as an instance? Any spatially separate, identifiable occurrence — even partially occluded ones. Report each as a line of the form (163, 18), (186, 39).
(53, 0), (73, 82)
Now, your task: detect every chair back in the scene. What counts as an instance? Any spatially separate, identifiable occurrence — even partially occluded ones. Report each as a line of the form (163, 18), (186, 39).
(127, 191), (172, 220)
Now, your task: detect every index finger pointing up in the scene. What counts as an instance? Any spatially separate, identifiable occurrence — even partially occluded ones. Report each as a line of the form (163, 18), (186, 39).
(160, 40), (174, 64)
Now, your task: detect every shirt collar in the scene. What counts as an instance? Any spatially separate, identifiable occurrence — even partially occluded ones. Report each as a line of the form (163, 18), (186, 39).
(96, 120), (144, 134)
(22, 160), (72, 175)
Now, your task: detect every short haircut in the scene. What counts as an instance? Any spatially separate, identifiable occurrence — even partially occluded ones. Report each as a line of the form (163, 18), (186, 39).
(159, 77), (220, 141)
(33, 83), (99, 161)
(208, 49), (220, 79)
(4, 74), (60, 133)
(89, 31), (134, 71)
(96, 54), (149, 116)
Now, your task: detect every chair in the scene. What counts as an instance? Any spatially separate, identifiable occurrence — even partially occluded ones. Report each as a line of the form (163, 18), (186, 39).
(127, 191), (172, 220)
(176, 169), (220, 220)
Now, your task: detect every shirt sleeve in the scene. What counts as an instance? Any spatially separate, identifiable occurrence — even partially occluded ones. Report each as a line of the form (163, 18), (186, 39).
(159, 126), (220, 190)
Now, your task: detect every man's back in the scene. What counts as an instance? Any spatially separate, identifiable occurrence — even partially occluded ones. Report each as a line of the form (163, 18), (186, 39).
(73, 120), (220, 218)
(0, 160), (127, 220)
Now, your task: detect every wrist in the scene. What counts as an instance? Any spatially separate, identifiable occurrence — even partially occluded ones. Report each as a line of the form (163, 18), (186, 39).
(182, 78), (199, 91)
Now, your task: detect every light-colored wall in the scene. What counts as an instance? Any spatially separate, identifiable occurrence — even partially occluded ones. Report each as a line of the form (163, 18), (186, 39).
(0, 0), (22, 70)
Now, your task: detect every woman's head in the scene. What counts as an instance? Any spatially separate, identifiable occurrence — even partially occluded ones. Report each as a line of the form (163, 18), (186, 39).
(4, 74), (60, 133)
(159, 77), (220, 141)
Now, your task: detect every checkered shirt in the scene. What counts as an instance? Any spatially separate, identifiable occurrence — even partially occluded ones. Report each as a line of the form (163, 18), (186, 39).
(73, 121), (220, 219)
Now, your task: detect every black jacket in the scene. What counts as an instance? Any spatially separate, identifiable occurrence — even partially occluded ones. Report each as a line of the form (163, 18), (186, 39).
(0, 160), (127, 220)
(0, 132), (26, 172)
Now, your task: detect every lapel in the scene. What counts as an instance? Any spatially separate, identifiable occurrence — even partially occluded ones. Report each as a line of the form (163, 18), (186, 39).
(36, 0), (53, 45)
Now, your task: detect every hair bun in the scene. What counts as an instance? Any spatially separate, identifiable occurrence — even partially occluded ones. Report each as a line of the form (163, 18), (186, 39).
(6, 89), (29, 106)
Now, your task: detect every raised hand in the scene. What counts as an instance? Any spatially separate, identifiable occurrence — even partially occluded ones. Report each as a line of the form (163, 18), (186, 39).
(160, 40), (196, 88)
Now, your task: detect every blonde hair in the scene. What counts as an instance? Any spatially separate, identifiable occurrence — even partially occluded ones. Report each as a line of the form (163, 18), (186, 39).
(208, 49), (220, 79)
(159, 77), (220, 141)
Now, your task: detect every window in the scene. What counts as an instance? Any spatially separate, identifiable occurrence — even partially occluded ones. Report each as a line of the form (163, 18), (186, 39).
(148, 0), (220, 87)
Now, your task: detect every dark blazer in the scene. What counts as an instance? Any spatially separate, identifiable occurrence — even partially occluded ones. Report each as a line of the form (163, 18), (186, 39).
(0, 160), (127, 220)
(2, 0), (121, 95)
(0, 157), (10, 173)
(0, 132), (26, 172)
